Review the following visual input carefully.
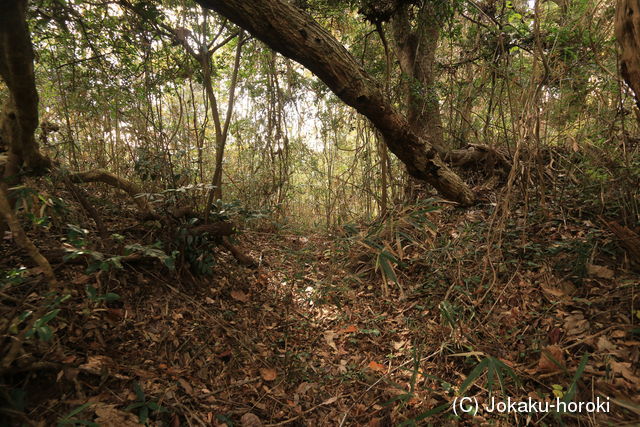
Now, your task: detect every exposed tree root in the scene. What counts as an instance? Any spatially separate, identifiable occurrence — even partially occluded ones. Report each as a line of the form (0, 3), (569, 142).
(61, 173), (108, 240)
(222, 236), (258, 267)
(65, 169), (257, 268)
(69, 169), (158, 220)
(445, 144), (512, 173)
(189, 221), (236, 237)
(0, 184), (57, 288)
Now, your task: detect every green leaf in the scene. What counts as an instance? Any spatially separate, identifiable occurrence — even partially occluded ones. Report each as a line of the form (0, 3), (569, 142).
(39, 308), (60, 325)
(103, 293), (121, 302)
(37, 325), (53, 341)
(163, 255), (175, 270)
(138, 405), (149, 424)
(563, 353), (589, 404)
(125, 402), (145, 411)
(86, 285), (97, 300)
(18, 310), (33, 322)
(133, 382), (145, 401)
(459, 358), (489, 394)
(86, 263), (100, 274)
(379, 249), (399, 264)
(66, 402), (93, 418)
(399, 403), (449, 425)
(377, 252), (398, 284)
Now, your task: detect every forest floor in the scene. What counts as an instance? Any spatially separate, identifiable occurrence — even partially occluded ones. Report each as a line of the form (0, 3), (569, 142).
(1, 181), (640, 426)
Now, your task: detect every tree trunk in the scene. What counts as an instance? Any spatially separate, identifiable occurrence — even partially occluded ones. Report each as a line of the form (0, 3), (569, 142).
(616, 0), (640, 109)
(208, 32), (244, 203)
(0, 0), (51, 179)
(194, 0), (475, 206)
(390, 2), (447, 155)
(377, 136), (389, 216)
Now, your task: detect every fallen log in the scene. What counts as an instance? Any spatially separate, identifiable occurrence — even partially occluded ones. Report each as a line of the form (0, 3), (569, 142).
(189, 221), (236, 237)
(604, 219), (640, 270)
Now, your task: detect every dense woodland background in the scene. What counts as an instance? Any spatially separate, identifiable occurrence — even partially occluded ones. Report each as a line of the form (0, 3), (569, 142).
(1, 0), (639, 425)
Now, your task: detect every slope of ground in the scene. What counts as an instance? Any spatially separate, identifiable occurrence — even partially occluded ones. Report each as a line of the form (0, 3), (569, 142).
(1, 180), (639, 426)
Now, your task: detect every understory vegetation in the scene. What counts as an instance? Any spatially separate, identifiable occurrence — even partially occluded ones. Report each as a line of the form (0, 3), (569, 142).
(1, 0), (639, 425)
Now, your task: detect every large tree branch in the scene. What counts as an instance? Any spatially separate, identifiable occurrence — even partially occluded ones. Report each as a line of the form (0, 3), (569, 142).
(69, 169), (158, 220)
(193, 0), (475, 205)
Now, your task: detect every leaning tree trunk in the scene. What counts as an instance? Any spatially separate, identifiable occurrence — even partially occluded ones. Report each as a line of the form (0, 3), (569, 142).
(193, 0), (475, 206)
(616, 0), (640, 110)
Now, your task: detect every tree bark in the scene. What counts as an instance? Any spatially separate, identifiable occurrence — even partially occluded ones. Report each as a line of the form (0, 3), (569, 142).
(193, 0), (475, 206)
(205, 31), (244, 214)
(0, 0), (51, 178)
(390, 2), (447, 155)
(69, 169), (158, 219)
(616, 0), (640, 109)
(0, 183), (58, 288)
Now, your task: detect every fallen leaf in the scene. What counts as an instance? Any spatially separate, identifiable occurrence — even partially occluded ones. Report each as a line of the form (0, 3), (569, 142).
(611, 330), (627, 338)
(94, 404), (140, 426)
(563, 312), (590, 336)
(322, 396), (338, 405)
(324, 330), (337, 351)
(79, 355), (112, 375)
(587, 264), (614, 279)
(392, 340), (407, 350)
(260, 368), (277, 381)
(72, 274), (91, 285)
(537, 345), (565, 373)
(610, 361), (640, 384)
(230, 290), (250, 302)
(296, 382), (315, 395)
(540, 283), (567, 298)
(340, 325), (358, 334)
(240, 412), (262, 427)
(596, 336), (617, 353)
(178, 377), (193, 395)
(368, 361), (386, 372)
